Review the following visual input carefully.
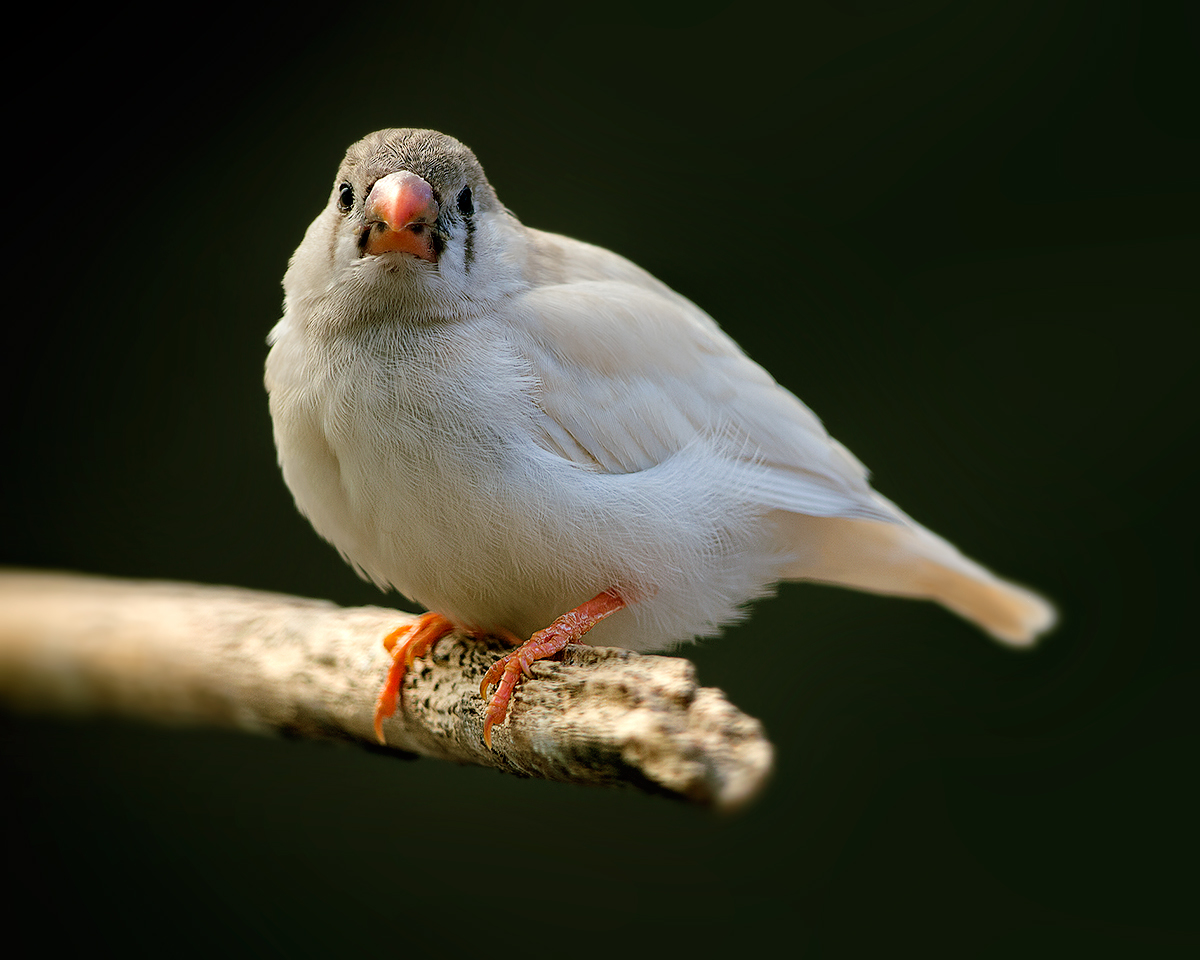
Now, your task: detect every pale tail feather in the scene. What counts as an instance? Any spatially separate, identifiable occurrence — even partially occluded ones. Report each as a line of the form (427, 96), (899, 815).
(776, 510), (1057, 645)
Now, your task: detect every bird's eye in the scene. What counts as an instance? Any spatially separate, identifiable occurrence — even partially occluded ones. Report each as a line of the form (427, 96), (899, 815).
(456, 185), (473, 216)
(337, 182), (354, 213)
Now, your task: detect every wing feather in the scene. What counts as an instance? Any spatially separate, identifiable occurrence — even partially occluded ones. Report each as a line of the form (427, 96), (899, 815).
(511, 231), (897, 524)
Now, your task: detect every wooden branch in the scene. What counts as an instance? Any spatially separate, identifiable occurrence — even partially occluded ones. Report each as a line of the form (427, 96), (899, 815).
(0, 570), (772, 811)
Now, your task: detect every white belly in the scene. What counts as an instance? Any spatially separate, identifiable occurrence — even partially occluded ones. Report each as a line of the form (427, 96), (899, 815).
(267, 317), (786, 652)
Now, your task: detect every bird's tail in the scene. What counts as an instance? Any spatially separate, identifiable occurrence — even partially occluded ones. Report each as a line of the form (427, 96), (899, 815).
(777, 505), (1056, 645)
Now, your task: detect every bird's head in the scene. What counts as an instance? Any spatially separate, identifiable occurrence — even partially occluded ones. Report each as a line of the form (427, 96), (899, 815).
(284, 128), (519, 331)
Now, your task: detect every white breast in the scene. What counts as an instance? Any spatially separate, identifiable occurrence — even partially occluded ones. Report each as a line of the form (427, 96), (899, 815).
(266, 309), (790, 652)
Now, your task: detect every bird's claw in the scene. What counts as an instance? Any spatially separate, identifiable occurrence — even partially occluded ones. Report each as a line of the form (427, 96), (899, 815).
(372, 613), (454, 745)
(477, 590), (627, 749)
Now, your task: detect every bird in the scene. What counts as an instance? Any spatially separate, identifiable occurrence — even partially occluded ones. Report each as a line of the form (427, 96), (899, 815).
(265, 128), (1056, 748)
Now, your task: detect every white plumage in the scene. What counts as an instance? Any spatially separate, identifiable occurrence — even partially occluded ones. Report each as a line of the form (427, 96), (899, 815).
(266, 128), (1054, 666)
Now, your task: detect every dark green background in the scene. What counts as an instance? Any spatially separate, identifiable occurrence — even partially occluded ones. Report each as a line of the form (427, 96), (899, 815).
(4, 2), (1196, 955)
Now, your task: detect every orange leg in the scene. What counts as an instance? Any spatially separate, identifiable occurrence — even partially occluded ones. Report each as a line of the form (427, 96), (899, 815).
(373, 612), (455, 744)
(479, 589), (626, 748)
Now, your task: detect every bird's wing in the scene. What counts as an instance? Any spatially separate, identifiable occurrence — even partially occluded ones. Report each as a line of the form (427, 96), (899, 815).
(510, 233), (896, 523)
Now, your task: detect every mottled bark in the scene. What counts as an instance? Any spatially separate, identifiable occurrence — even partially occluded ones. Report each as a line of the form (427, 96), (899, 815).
(0, 571), (772, 811)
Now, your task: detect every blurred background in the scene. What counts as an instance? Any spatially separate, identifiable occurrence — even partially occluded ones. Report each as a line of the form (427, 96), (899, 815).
(3, 2), (1196, 955)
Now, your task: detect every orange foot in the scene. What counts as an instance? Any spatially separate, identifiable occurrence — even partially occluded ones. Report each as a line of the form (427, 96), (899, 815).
(373, 612), (455, 744)
(479, 589), (626, 748)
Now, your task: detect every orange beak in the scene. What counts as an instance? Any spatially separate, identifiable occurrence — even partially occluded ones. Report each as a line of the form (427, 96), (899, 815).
(362, 171), (441, 262)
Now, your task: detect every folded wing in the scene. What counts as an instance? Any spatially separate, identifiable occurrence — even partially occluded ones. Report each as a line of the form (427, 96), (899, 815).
(514, 239), (895, 523)
(510, 230), (1056, 645)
